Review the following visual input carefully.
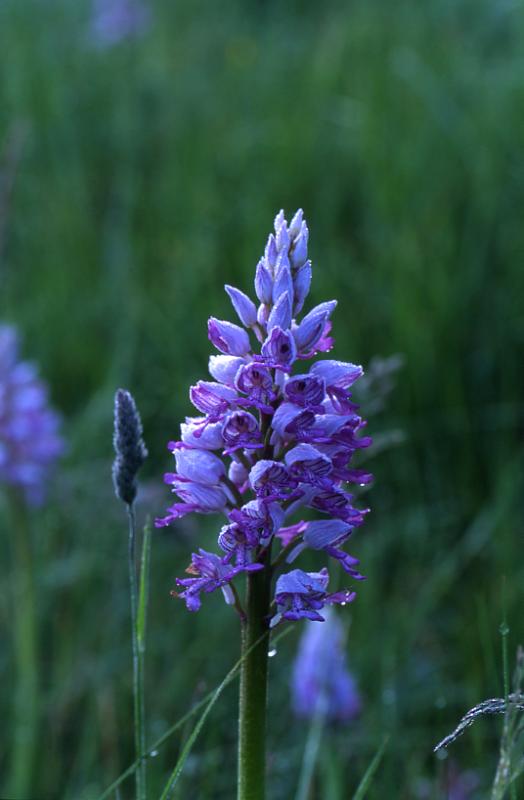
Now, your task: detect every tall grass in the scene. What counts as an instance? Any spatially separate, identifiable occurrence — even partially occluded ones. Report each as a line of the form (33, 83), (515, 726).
(1, 0), (523, 796)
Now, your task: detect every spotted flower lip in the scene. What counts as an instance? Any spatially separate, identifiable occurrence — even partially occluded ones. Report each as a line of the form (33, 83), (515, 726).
(261, 327), (297, 372)
(285, 444), (333, 488)
(270, 403), (316, 440)
(222, 411), (262, 454)
(235, 363), (275, 412)
(190, 381), (238, 417)
(157, 209), (371, 620)
(248, 459), (294, 499)
(284, 373), (325, 411)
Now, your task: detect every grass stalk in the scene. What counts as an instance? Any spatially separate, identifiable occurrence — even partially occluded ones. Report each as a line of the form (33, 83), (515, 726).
(6, 489), (39, 798)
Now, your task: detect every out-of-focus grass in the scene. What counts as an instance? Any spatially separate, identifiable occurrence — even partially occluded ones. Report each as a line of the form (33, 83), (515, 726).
(0, 0), (523, 797)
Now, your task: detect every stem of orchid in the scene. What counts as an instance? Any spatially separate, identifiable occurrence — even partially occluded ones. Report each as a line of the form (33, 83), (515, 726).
(6, 490), (39, 799)
(128, 504), (146, 800)
(237, 550), (271, 800)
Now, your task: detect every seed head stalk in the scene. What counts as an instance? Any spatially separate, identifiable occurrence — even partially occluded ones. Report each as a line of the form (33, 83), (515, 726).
(112, 388), (148, 800)
(128, 503), (146, 800)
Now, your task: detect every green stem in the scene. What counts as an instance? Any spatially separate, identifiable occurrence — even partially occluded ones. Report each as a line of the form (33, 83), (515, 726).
(128, 505), (146, 800)
(6, 490), (39, 798)
(237, 555), (271, 800)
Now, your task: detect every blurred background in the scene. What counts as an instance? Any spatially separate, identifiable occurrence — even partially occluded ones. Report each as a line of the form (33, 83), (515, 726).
(1, 0), (523, 797)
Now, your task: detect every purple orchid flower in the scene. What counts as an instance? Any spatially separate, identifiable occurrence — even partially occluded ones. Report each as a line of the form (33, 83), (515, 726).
(174, 549), (262, 611)
(156, 210), (372, 620)
(271, 568), (356, 626)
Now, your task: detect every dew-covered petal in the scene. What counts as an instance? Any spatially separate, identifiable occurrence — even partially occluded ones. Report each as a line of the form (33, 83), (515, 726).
(174, 447), (225, 485)
(255, 259), (274, 303)
(293, 261), (312, 315)
(225, 285), (258, 328)
(310, 360), (364, 388)
(208, 318), (251, 356)
(267, 292), (292, 332)
(303, 519), (352, 549)
(208, 355), (246, 385)
(293, 301), (337, 353)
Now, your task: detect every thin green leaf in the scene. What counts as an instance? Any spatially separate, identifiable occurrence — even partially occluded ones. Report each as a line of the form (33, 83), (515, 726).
(158, 626), (293, 800)
(95, 627), (292, 800)
(352, 736), (389, 800)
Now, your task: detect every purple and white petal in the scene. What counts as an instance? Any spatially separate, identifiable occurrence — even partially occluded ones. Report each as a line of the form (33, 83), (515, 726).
(208, 355), (246, 385)
(174, 447), (225, 485)
(310, 359), (364, 388)
(293, 301), (337, 354)
(180, 417), (225, 450)
(293, 261), (312, 314)
(208, 318), (251, 356)
(303, 519), (352, 549)
(267, 292), (292, 333)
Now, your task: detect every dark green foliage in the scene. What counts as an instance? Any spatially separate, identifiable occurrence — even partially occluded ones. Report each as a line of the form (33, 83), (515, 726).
(1, 0), (523, 797)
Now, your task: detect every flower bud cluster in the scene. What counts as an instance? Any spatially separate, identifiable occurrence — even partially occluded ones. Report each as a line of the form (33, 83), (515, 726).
(157, 210), (372, 624)
(112, 388), (148, 505)
(0, 325), (64, 505)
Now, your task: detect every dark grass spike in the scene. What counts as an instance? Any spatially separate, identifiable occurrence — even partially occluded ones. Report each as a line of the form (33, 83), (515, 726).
(434, 694), (524, 752)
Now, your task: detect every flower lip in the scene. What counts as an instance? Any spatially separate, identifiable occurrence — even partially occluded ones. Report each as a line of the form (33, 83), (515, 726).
(222, 410), (262, 454)
(284, 373), (325, 411)
(261, 326), (297, 372)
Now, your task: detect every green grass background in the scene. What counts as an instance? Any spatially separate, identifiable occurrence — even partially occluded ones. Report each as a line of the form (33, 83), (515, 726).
(1, 0), (523, 797)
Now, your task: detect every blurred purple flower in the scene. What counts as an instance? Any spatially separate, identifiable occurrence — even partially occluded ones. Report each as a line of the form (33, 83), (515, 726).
(0, 326), (64, 505)
(291, 609), (361, 722)
(90, 0), (150, 47)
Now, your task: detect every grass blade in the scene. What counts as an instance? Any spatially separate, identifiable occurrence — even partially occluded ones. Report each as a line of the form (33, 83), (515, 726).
(95, 627), (292, 800)
(158, 626), (293, 800)
(352, 735), (389, 800)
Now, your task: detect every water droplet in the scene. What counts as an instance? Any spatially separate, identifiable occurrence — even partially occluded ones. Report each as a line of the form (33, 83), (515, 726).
(268, 648), (277, 658)
(149, 750), (159, 758)
(340, 601), (347, 606)
(359, 483), (366, 487)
